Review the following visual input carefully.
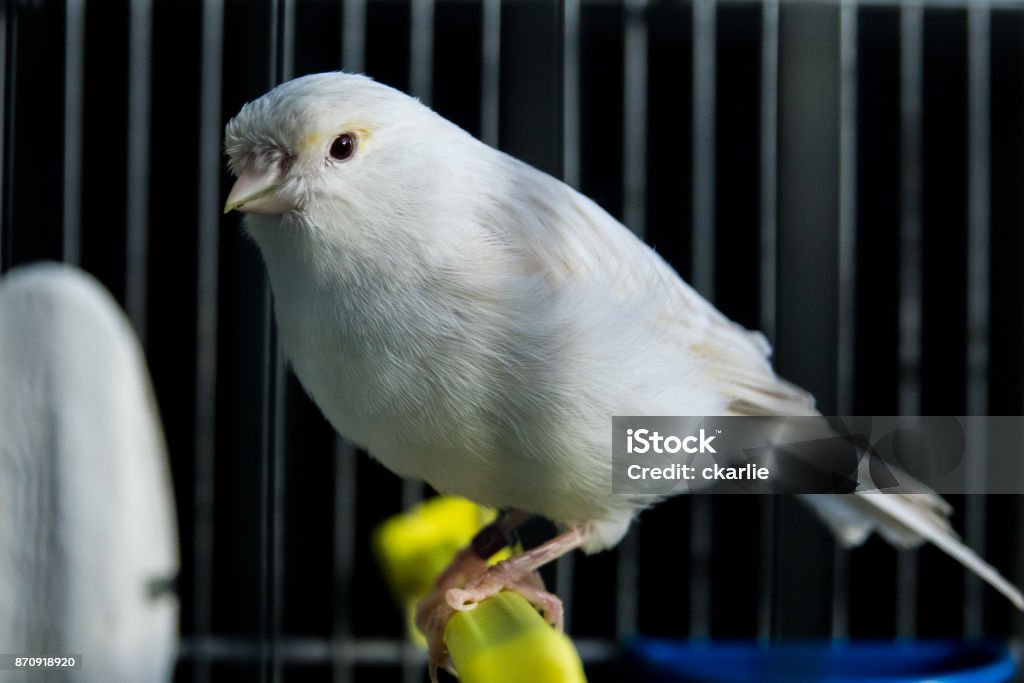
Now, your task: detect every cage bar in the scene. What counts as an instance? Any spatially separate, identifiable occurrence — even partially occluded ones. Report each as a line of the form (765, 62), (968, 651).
(896, 0), (923, 639)
(0, 3), (5, 274)
(689, 0), (716, 641)
(332, 440), (358, 682)
(125, 0), (153, 343)
(561, 0), (579, 187)
(555, 0), (581, 630)
(481, 0), (501, 147)
(192, 2), (224, 683)
(259, 289), (289, 683)
(964, 1), (991, 639)
(410, 0), (435, 104)
(623, 0), (647, 237)
(758, 0), (780, 642)
(0, 3), (6, 274)
(615, 529), (639, 639)
(836, 0), (857, 419)
(692, 0), (716, 298)
(342, 0), (367, 73)
(759, 0), (779, 343)
(62, 0), (84, 266)
(831, 0), (858, 640)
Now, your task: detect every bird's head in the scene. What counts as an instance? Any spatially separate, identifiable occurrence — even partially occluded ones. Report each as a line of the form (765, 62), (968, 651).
(223, 72), (438, 223)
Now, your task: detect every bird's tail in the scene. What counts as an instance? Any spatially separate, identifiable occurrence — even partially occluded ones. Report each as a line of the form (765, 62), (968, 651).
(719, 344), (1022, 609)
(801, 490), (1024, 610)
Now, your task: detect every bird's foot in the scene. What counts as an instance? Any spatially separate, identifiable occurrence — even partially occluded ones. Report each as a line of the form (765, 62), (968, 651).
(442, 526), (585, 630)
(445, 560), (564, 630)
(415, 546), (489, 681)
(414, 555), (561, 681)
(413, 513), (571, 681)
(416, 588), (458, 682)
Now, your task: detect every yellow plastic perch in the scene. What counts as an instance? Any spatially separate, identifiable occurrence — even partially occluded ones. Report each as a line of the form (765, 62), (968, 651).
(373, 496), (587, 682)
(445, 591), (587, 683)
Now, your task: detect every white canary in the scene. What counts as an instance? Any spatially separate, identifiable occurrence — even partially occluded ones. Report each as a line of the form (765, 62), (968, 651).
(224, 72), (1021, 674)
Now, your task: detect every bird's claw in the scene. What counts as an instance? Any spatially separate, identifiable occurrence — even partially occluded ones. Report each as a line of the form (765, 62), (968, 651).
(416, 588), (458, 681)
(428, 632), (455, 683)
(444, 560), (564, 630)
(415, 546), (491, 679)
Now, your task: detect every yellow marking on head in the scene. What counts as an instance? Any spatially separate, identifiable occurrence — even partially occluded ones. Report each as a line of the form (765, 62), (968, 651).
(298, 132), (324, 154)
(351, 126), (374, 142)
(299, 126), (374, 156)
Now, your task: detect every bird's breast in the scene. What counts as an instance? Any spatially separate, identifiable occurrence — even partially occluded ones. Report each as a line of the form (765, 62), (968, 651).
(270, 266), (502, 476)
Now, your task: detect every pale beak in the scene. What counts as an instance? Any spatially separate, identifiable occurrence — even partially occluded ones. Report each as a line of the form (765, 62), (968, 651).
(224, 163), (296, 214)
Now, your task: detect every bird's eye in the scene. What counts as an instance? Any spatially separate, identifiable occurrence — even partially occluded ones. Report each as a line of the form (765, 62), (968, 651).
(329, 134), (356, 162)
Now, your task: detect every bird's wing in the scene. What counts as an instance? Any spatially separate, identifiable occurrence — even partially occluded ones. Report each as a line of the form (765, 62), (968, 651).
(484, 155), (814, 418)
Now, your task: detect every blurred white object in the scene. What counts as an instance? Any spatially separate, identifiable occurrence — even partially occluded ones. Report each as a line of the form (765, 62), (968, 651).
(0, 263), (178, 683)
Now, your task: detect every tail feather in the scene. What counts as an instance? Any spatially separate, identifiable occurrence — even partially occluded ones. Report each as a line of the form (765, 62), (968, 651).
(804, 491), (1024, 611)
(724, 379), (1021, 610)
(855, 492), (1024, 610)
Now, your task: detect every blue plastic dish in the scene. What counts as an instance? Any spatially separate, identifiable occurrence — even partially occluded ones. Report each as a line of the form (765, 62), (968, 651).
(628, 639), (1017, 683)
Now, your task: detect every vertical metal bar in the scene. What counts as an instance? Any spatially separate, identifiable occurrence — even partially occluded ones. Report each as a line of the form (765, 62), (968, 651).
(0, 2), (9, 274)
(831, 543), (850, 639)
(561, 0), (579, 187)
(690, 498), (712, 639)
(690, 0), (715, 640)
(480, 0), (501, 148)
(271, 345), (287, 683)
(410, 0), (434, 105)
(62, 0), (84, 266)
(899, 4), (923, 421)
(342, 0), (366, 73)
(260, 286), (280, 683)
(758, 0), (779, 643)
(332, 441), (357, 683)
(278, 0), (295, 83)
(125, 0), (153, 343)
(964, 1), (991, 639)
(759, 0), (779, 344)
(623, 0), (646, 237)
(692, 0), (716, 298)
(193, 2), (223, 682)
(335, 6), (366, 682)
(832, 0), (858, 642)
(836, 0), (857, 420)
(758, 495), (776, 642)
(897, 0), (924, 640)
(616, 528), (639, 638)
(553, 546), (576, 633)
